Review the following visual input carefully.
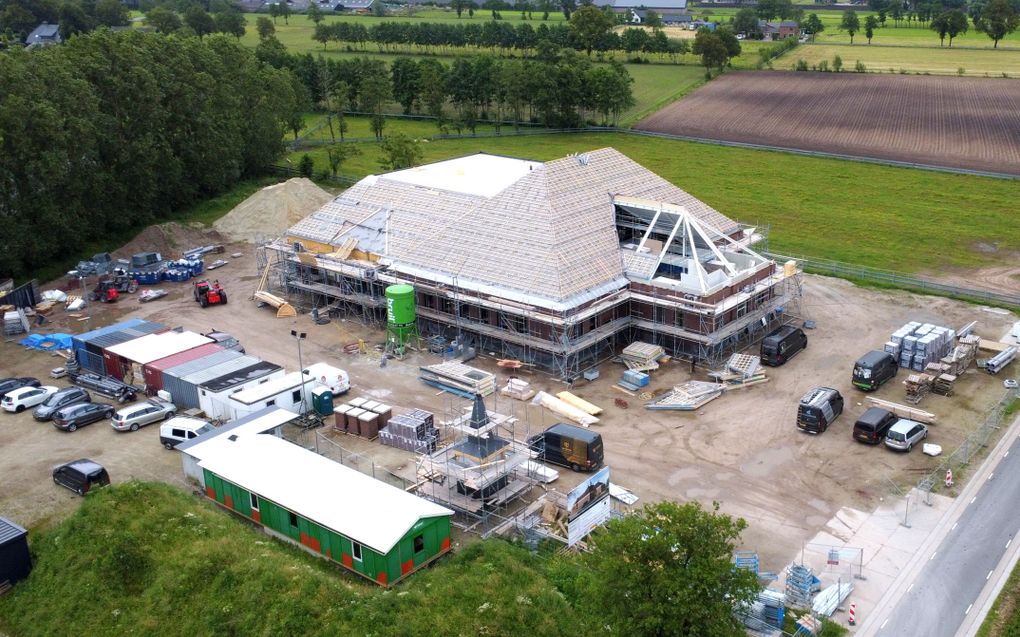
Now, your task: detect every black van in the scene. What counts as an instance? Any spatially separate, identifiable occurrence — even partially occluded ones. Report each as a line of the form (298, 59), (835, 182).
(852, 351), (898, 391)
(853, 407), (898, 444)
(527, 423), (604, 472)
(796, 387), (844, 434)
(760, 325), (808, 366)
(52, 459), (110, 496)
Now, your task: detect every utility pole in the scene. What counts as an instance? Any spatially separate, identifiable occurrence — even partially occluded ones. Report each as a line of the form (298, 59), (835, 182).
(291, 330), (307, 414)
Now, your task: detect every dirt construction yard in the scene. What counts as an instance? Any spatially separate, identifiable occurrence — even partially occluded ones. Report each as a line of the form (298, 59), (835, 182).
(1, 240), (1017, 571)
(635, 71), (1020, 176)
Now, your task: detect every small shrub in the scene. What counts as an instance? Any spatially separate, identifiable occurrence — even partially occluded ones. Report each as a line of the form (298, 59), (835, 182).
(817, 59), (829, 72)
(795, 58), (809, 71)
(298, 154), (314, 178)
(957, 67), (966, 76)
(832, 54), (843, 72)
(855, 60), (866, 73)
(899, 68), (907, 74)
(1004, 73), (1010, 78)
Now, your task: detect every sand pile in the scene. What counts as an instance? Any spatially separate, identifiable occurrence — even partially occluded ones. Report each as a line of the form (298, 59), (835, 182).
(214, 178), (334, 243)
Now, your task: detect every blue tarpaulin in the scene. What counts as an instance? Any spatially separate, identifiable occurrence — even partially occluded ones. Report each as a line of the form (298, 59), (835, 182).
(19, 333), (73, 351)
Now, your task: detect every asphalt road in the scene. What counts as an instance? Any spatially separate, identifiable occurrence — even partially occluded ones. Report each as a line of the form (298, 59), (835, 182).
(875, 434), (1020, 636)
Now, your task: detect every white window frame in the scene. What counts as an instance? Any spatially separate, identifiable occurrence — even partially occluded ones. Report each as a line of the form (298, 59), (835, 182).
(352, 541), (363, 562)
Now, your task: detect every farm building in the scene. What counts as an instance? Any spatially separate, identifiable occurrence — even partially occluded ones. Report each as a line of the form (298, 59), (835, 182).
(177, 407), (296, 484)
(0, 517), (31, 590)
(258, 148), (801, 379)
(198, 430), (454, 585)
(592, 0), (688, 13)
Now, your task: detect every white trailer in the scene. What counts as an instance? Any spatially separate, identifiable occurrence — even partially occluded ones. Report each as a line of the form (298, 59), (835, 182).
(226, 362), (348, 420)
(197, 362), (286, 421)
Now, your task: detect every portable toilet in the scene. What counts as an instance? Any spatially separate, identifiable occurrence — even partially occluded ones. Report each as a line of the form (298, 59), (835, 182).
(311, 386), (334, 416)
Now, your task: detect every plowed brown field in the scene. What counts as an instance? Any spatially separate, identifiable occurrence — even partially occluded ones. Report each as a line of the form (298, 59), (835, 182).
(635, 71), (1020, 175)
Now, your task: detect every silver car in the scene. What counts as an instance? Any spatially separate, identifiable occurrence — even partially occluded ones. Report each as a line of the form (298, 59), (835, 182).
(111, 399), (177, 432)
(884, 419), (928, 452)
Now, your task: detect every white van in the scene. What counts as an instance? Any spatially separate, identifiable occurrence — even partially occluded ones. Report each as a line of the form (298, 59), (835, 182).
(159, 416), (215, 450)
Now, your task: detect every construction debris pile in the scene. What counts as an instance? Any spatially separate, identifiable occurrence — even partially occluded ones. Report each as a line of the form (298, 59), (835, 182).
(886, 321), (956, 371)
(379, 409), (438, 453)
(647, 353), (769, 411)
(419, 361), (495, 398)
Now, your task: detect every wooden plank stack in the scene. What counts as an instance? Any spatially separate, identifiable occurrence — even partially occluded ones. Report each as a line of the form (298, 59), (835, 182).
(620, 341), (666, 372)
(903, 373), (934, 405)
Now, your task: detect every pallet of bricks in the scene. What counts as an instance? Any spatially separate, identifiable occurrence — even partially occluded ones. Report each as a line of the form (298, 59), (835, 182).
(885, 321), (956, 371)
(379, 408), (438, 454)
(333, 396), (391, 440)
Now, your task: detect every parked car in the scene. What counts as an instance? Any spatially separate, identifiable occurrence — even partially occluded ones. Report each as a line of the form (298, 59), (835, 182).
(33, 387), (91, 421)
(796, 387), (844, 434)
(52, 459), (110, 495)
(853, 407), (899, 444)
(760, 325), (808, 367)
(52, 401), (115, 432)
(0, 377), (41, 400)
(852, 351), (898, 391)
(111, 399), (177, 432)
(159, 416), (215, 449)
(2, 385), (58, 413)
(527, 423), (604, 472)
(884, 419), (928, 452)
(203, 330), (244, 353)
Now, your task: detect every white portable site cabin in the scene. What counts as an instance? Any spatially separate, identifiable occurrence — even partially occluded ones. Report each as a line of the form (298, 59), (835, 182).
(197, 361), (286, 421)
(226, 363), (348, 420)
(176, 407), (297, 486)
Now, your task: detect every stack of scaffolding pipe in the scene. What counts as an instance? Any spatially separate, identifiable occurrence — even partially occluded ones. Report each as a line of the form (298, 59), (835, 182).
(811, 580), (853, 617)
(531, 391), (599, 427)
(555, 391), (603, 416)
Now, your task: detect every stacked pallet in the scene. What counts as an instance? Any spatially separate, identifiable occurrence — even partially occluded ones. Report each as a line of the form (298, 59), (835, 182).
(931, 373), (957, 396)
(379, 408), (438, 453)
(709, 353), (768, 389)
(620, 341), (666, 372)
(903, 373), (934, 404)
(942, 334), (980, 375)
(784, 564), (820, 609)
(646, 381), (725, 411)
(887, 321), (956, 371)
(419, 361), (495, 397)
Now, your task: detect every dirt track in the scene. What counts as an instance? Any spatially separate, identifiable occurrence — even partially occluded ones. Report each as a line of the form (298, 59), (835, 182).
(635, 71), (1020, 176)
(1, 241), (1016, 571)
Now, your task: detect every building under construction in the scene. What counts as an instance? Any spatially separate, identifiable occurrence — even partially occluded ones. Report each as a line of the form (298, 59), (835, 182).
(257, 148), (801, 379)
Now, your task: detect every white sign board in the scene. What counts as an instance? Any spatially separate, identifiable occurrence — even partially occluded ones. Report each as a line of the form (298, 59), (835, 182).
(568, 495), (611, 547)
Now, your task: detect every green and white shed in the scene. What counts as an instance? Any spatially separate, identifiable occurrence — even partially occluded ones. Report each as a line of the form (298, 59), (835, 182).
(199, 433), (453, 586)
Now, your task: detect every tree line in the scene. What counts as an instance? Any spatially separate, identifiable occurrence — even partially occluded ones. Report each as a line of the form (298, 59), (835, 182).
(257, 40), (636, 137)
(0, 30), (301, 279)
(305, 9), (697, 60)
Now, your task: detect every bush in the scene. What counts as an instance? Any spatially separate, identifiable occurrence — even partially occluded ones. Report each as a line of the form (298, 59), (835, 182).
(817, 59), (830, 72)
(298, 154), (315, 177)
(958, 67), (966, 75)
(832, 55), (843, 72)
(855, 60), (867, 72)
(795, 58), (810, 71)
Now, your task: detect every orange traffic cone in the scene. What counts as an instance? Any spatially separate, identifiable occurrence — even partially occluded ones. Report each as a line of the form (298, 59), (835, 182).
(946, 469), (954, 488)
(848, 601), (857, 625)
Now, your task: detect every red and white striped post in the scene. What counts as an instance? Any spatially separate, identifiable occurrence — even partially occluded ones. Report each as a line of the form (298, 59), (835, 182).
(848, 602), (857, 625)
(946, 469), (954, 488)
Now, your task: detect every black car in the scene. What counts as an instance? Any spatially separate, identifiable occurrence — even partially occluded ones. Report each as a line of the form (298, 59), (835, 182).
(53, 458), (110, 495)
(33, 387), (91, 421)
(52, 401), (114, 432)
(0, 377), (41, 400)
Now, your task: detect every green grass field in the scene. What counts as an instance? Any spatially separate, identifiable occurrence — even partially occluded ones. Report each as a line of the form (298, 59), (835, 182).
(781, 43), (1020, 75)
(289, 122), (1020, 273)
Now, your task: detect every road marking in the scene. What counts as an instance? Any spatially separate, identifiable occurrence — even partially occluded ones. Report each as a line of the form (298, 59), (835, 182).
(972, 496), (978, 504)
(988, 570), (994, 580)
(1008, 539), (1013, 549)
(931, 551), (938, 561)
(1006, 451), (1010, 458)
(908, 583), (914, 593)
(989, 473), (995, 480)
(881, 618), (889, 629)
(966, 603), (974, 615)
(952, 522), (958, 531)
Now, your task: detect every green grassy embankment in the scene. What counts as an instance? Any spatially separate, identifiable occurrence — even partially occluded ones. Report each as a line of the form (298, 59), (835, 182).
(0, 481), (578, 636)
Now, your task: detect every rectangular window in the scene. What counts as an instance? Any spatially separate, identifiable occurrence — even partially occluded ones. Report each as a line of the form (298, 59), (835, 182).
(292, 389), (301, 403)
(352, 541), (363, 561)
(250, 493), (259, 511)
(413, 534), (424, 553)
(736, 303), (747, 318)
(654, 306), (666, 324)
(288, 511), (298, 527)
(479, 308), (489, 323)
(266, 400), (276, 407)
